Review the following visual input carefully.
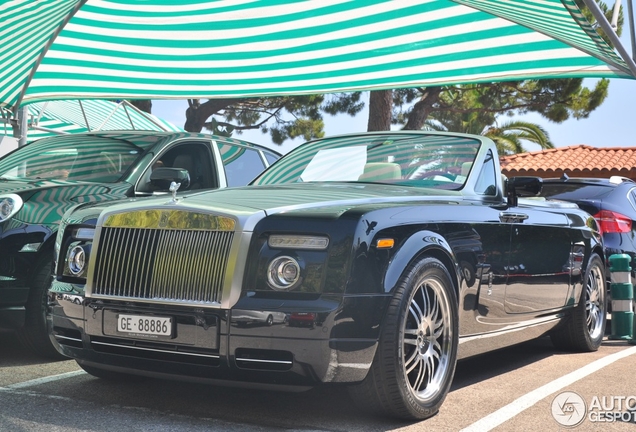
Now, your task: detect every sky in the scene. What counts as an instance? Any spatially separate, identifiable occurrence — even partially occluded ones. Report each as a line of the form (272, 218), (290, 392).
(153, 4), (636, 156)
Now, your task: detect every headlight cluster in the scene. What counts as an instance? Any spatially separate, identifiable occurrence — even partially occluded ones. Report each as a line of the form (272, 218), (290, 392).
(265, 234), (328, 291)
(0, 194), (23, 222)
(62, 227), (95, 280)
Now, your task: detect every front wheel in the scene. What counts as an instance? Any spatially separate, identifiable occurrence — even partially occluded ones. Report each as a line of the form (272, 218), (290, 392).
(349, 257), (458, 420)
(550, 254), (606, 352)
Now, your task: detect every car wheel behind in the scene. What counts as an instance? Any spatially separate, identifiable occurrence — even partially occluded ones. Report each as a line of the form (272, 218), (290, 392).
(550, 254), (606, 352)
(17, 259), (67, 360)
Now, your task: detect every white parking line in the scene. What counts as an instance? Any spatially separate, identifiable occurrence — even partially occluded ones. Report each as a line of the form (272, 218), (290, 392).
(461, 345), (636, 432)
(0, 370), (86, 391)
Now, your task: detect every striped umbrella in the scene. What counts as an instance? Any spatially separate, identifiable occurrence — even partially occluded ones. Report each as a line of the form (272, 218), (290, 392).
(1, 0), (634, 113)
(1, 99), (183, 143)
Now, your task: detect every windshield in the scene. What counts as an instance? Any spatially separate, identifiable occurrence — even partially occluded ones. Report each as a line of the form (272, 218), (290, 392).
(0, 134), (158, 183)
(252, 133), (481, 190)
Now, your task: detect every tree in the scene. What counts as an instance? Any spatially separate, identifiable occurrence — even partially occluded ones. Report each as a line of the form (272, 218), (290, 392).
(183, 93), (363, 145)
(424, 110), (554, 155)
(484, 121), (554, 156)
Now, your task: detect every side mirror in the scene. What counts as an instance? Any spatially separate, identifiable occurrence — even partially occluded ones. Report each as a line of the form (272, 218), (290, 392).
(149, 167), (191, 191)
(506, 176), (542, 207)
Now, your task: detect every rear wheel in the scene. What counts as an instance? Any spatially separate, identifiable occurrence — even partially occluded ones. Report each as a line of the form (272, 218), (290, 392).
(349, 257), (458, 420)
(550, 254), (606, 352)
(17, 259), (66, 360)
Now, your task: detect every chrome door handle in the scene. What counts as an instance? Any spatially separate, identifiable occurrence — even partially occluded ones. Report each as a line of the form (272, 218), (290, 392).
(499, 212), (529, 223)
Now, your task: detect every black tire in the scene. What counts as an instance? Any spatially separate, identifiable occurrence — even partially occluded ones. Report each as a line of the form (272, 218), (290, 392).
(550, 254), (606, 352)
(266, 314), (274, 326)
(78, 362), (146, 382)
(348, 257), (459, 420)
(16, 259), (66, 360)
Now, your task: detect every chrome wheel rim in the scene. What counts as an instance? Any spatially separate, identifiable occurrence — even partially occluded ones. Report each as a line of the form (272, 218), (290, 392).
(586, 264), (605, 340)
(402, 277), (453, 402)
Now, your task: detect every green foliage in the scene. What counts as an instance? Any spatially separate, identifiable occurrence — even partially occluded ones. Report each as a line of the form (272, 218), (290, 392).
(192, 93), (363, 146)
(484, 121), (555, 155)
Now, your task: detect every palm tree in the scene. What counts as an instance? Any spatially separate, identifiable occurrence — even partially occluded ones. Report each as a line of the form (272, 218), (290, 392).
(483, 121), (554, 155)
(422, 118), (554, 155)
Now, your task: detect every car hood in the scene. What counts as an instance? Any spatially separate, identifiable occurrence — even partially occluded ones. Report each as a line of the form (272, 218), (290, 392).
(186, 183), (462, 215)
(81, 183), (465, 229)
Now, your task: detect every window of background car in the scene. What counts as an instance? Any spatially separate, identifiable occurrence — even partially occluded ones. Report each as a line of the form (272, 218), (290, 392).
(251, 133), (481, 189)
(539, 183), (612, 200)
(219, 144), (267, 187)
(0, 134), (153, 183)
(629, 189), (636, 212)
(263, 151), (279, 166)
(138, 142), (217, 192)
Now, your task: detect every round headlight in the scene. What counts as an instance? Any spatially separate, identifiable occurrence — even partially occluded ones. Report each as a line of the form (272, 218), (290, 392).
(267, 256), (301, 290)
(0, 194), (23, 222)
(67, 245), (86, 275)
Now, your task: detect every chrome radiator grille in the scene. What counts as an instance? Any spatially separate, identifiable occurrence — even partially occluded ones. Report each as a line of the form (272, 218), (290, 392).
(91, 227), (234, 304)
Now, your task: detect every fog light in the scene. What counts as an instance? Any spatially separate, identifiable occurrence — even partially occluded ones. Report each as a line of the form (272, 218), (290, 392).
(67, 245), (86, 275)
(267, 256), (301, 290)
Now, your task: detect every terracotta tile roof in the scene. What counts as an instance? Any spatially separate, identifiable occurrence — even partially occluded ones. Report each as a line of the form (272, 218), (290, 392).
(499, 145), (636, 180)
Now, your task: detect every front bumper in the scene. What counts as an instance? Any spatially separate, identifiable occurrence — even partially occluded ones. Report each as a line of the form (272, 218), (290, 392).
(48, 291), (386, 389)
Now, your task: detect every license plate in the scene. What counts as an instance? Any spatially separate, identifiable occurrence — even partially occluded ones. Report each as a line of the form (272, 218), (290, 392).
(117, 314), (172, 337)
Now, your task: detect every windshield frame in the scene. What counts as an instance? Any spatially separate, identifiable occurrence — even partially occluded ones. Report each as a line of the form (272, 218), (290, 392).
(252, 132), (483, 191)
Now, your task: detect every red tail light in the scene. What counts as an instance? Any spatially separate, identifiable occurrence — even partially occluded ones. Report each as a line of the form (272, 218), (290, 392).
(593, 210), (632, 234)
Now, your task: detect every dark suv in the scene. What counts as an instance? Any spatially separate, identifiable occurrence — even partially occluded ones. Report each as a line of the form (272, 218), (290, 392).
(539, 175), (636, 282)
(0, 131), (280, 358)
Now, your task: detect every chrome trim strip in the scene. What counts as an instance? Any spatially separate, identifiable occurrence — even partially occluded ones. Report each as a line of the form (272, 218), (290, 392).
(54, 335), (82, 342)
(235, 357), (293, 365)
(91, 340), (220, 359)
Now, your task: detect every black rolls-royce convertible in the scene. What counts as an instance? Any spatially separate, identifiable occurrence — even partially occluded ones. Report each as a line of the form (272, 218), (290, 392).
(49, 131), (606, 420)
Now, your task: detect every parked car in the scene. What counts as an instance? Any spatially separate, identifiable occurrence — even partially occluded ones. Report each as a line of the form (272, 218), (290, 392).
(49, 131), (605, 421)
(539, 175), (636, 283)
(0, 131), (280, 358)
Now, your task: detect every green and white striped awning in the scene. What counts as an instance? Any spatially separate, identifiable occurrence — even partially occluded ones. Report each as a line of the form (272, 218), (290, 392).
(1, 0), (635, 113)
(1, 99), (182, 143)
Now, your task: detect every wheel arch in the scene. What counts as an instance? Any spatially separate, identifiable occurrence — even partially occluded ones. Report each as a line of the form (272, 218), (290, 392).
(383, 230), (460, 300)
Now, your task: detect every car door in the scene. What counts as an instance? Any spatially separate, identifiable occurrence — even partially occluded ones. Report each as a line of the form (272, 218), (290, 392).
(503, 206), (572, 314)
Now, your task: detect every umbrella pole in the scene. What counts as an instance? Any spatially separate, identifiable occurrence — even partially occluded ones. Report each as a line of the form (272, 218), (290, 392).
(17, 106), (29, 147)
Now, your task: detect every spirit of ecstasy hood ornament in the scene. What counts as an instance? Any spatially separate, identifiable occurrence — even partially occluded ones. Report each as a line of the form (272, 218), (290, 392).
(169, 181), (181, 203)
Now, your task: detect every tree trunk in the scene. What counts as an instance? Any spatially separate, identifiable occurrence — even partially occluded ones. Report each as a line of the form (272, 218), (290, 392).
(403, 87), (442, 130)
(367, 90), (393, 131)
(184, 98), (241, 132)
(129, 100), (152, 114)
